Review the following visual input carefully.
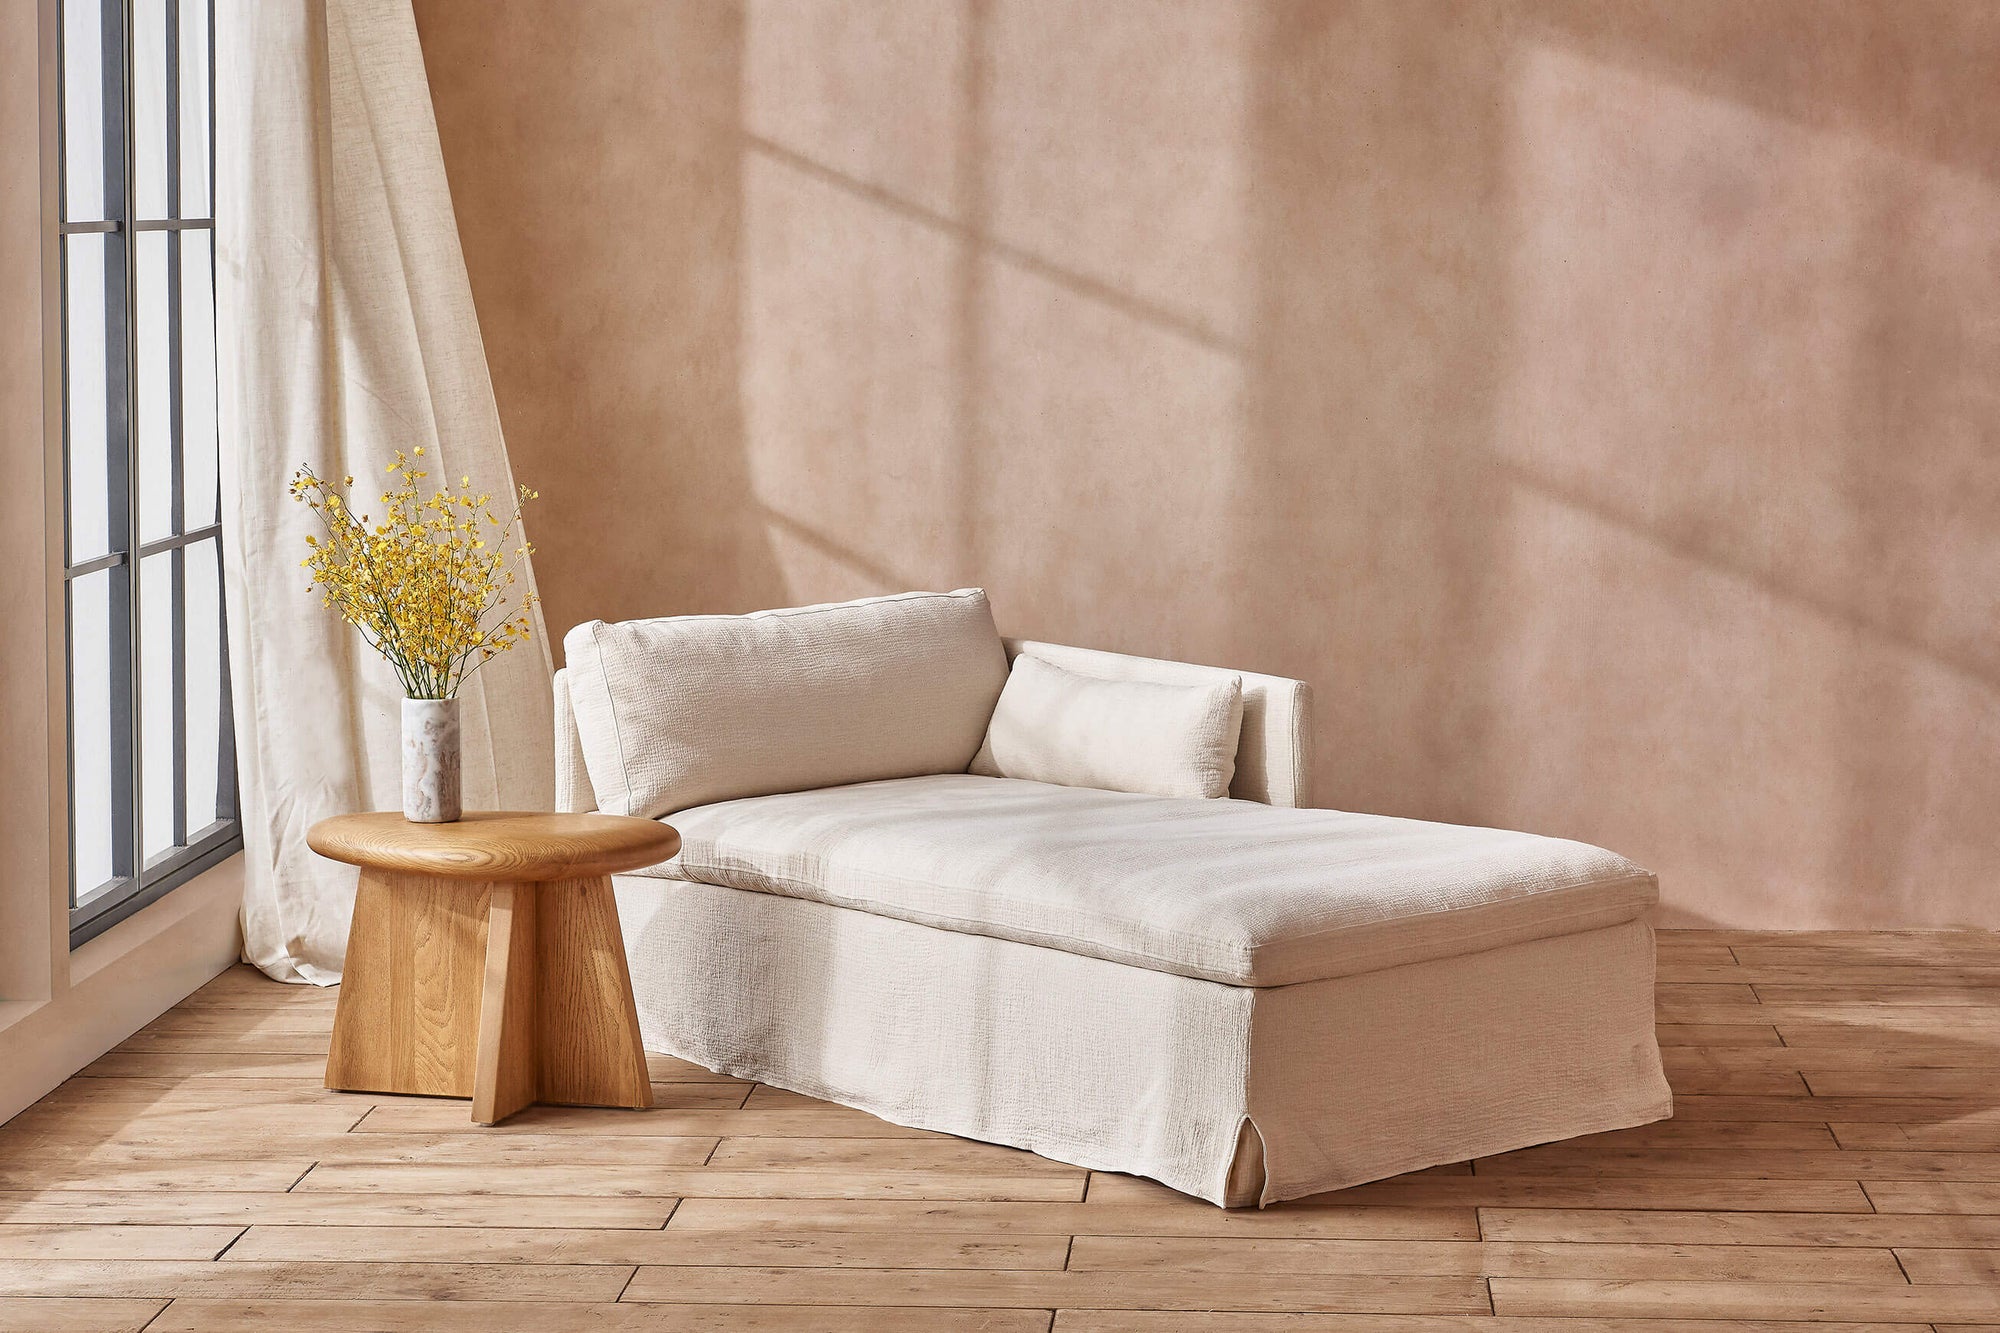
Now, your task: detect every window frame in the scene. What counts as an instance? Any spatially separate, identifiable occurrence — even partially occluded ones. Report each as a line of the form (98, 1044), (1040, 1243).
(57, 0), (239, 948)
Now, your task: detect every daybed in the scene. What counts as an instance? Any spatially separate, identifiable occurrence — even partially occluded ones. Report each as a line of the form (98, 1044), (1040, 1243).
(554, 589), (1671, 1206)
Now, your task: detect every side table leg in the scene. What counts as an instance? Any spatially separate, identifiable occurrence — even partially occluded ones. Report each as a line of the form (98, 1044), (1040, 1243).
(473, 881), (541, 1125)
(535, 875), (654, 1110)
(326, 869), (486, 1098)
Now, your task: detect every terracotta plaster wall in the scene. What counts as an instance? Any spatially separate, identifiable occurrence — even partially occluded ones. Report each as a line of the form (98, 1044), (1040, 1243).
(414, 0), (2000, 929)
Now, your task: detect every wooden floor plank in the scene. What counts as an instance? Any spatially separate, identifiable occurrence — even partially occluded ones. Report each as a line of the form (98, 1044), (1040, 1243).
(1755, 985), (2000, 1007)
(1648, 1062), (1810, 1096)
(0, 1191), (676, 1228)
(1807, 1068), (2000, 1098)
(1474, 1146), (2000, 1181)
(0, 1104), (369, 1139)
(0, 1298), (168, 1332)
(1778, 1022), (2000, 1049)
(1894, 1246), (2000, 1284)
(0, 1259), (636, 1300)
(1669, 1093), (1994, 1123)
(1668, 964), (2000, 986)
(146, 1302), (1051, 1332)
(1664, 1045), (2000, 1071)
(1835, 1120), (2000, 1152)
(112, 1032), (337, 1056)
(1067, 1235), (1490, 1275)
(1654, 1023), (1784, 1047)
(666, 1197), (1480, 1239)
(708, 1135), (1081, 1173)
(32, 1079), (372, 1109)
(1069, 1235), (1905, 1283)
(1532, 1121), (1837, 1150)
(1728, 936), (2000, 966)
(350, 1101), (937, 1138)
(1490, 1277), (2000, 1320)
(1089, 1171), (1877, 1213)
(0, 1129), (720, 1167)
(0, 1224), (242, 1260)
(1478, 1207), (2000, 1247)
(293, 1162), (1086, 1201)
(1865, 1181), (2000, 1214)
(0, 1161), (318, 1192)
(620, 1266), (1491, 1313)
(225, 1223), (1071, 1268)
(75, 1050), (751, 1085)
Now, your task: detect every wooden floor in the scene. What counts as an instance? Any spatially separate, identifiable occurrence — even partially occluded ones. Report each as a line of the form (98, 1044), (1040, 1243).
(3, 930), (2000, 1330)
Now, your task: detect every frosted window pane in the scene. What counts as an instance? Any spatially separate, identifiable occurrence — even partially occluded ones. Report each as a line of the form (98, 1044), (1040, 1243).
(63, 0), (111, 222)
(180, 232), (217, 528)
(70, 570), (116, 902)
(65, 234), (113, 563)
(136, 231), (172, 541)
(185, 537), (223, 833)
(133, 0), (168, 220)
(178, 0), (211, 216)
(140, 552), (176, 861)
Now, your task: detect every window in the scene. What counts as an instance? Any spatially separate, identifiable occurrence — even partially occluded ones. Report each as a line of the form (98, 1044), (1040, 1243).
(60, 0), (237, 945)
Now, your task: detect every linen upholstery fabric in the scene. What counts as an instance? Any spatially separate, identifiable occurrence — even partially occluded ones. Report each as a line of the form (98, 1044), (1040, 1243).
(553, 669), (597, 816)
(564, 590), (1009, 820)
(217, 0), (554, 983)
(554, 645), (1314, 816)
(633, 774), (1658, 987)
(970, 654), (1243, 799)
(1004, 639), (1313, 807)
(613, 875), (1671, 1206)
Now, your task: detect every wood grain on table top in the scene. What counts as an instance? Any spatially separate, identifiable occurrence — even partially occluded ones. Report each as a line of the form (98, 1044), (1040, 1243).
(305, 811), (680, 881)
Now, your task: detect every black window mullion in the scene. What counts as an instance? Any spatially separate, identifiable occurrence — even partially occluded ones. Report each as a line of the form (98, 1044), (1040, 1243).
(164, 0), (179, 223)
(165, 0), (187, 848)
(105, 0), (137, 886)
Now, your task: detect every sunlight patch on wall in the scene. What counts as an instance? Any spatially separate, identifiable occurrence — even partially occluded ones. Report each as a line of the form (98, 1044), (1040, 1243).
(1482, 41), (2000, 927)
(1494, 40), (2000, 680)
(744, 0), (968, 219)
(972, 253), (1246, 655)
(740, 152), (966, 600)
(983, 0), (1253, 349)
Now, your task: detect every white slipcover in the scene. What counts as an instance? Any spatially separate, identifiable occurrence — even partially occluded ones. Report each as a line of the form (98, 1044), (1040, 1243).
(614, 875), (1670, 1206)
(628, 773), (1657, 987)
(970, 654), (1244, 799)
(1004, 639), (1314, 808)
(563, 589), (1008, 819)
(556, 635), (1669, 1206)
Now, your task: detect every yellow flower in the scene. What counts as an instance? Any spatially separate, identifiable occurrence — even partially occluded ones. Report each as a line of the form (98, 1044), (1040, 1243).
(289, 459), (541, 700)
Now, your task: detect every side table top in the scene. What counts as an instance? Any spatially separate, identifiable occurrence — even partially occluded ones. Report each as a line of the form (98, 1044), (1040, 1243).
(307, 811), (681, 882)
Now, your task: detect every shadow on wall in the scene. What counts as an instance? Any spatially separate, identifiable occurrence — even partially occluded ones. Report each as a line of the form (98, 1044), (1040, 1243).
(416, 0), (2000, 930)
(417, 0), (786, 634)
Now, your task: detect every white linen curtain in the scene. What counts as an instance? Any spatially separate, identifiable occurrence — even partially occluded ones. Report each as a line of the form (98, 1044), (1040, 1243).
(216, 0), (554, 983)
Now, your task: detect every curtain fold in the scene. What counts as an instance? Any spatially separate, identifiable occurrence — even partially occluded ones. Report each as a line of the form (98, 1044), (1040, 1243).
(215, 0), (554, 984)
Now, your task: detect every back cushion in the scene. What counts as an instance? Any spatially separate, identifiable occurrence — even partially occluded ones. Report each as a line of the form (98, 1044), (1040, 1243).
(563, 589), (1009, 819)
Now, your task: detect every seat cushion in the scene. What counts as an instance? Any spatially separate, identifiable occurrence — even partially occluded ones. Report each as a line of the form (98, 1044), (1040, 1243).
(563, 589), (1009, 819)
(628, 774), (1656, 986)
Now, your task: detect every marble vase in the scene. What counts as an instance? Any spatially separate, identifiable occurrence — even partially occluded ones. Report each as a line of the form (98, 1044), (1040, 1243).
(401, 697), (462, 823)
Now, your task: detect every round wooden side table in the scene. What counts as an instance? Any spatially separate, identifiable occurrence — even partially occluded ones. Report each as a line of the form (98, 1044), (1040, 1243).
(307, 810), (681, 1125)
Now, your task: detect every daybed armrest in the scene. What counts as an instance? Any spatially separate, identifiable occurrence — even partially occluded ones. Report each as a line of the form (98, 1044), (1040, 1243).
(553, 667), (598, 813)
(1002, 639), (1315, 808)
